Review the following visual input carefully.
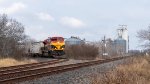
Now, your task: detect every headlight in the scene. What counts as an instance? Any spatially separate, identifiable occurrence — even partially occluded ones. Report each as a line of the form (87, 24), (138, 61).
(60, 45), (65, 49)
(51, 45), (57, 49)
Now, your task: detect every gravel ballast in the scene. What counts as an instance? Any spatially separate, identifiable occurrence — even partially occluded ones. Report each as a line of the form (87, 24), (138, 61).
(21, 58), (129, 84)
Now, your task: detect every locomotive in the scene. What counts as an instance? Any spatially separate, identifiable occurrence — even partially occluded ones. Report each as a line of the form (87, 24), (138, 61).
(41, 37), (65, 57)
(28, 37), (65, 57)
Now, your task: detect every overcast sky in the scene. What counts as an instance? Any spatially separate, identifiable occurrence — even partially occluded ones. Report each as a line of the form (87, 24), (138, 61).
(0, 0), (150, 50)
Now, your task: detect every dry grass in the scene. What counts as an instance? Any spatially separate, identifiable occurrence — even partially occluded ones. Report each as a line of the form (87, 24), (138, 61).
(92, 56), (150, 84)
(65, 44), (99, 60)
(0, 58), (37, 67)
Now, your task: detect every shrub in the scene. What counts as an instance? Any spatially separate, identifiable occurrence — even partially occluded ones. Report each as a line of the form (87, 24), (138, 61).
(65, 44), (99, 60)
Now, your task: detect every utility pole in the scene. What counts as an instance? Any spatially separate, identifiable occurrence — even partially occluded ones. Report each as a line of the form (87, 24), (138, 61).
(102, 36), (108, 56)
(128, 36), (129, 53)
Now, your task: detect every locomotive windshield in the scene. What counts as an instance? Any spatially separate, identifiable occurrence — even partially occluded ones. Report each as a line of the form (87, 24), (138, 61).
(51, 38), (57, 41)
(51, 37), (64, 42)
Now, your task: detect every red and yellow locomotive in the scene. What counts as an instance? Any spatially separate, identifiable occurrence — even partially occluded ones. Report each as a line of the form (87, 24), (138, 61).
(41, 37), (65, 57)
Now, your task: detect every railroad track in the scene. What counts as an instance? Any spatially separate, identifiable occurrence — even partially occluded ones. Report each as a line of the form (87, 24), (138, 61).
(0, 59), (68, 76)
(0, 56), (128, 84)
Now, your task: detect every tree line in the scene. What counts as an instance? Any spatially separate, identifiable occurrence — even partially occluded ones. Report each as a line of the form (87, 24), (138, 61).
(0, 14), (28, 59)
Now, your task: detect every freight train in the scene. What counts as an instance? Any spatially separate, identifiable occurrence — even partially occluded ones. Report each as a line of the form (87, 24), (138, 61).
(28, 37), (65, 57)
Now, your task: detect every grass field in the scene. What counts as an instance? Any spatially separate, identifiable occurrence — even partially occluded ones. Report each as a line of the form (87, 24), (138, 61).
(0, 58), (37, 67)
(92, 56), (150, 84)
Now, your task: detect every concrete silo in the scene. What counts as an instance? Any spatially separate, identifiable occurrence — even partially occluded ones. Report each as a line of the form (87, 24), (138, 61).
(115, 26), (129, 53)
(113, 38), (127, 55)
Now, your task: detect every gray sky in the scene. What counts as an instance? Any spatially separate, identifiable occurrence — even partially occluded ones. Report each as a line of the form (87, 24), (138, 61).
(0, 0), (150, 50)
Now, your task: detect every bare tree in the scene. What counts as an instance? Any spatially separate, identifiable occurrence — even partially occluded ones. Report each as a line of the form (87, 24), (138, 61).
(137, 26), (150, 49)
(0, 14), (26, 58)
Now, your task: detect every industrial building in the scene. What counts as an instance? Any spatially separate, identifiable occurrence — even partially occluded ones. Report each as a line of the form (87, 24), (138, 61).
(65, 36), (85, 46)
(102, 26), (129, 56)
(112, 26), (129, 55)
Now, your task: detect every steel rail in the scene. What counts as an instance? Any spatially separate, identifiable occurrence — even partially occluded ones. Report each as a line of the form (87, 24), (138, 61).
(0, 56), (128, 84)
(0, 59), (68, 75)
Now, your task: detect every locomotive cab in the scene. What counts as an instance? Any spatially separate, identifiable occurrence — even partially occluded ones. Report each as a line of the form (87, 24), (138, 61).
(42, 37), (65, 57)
